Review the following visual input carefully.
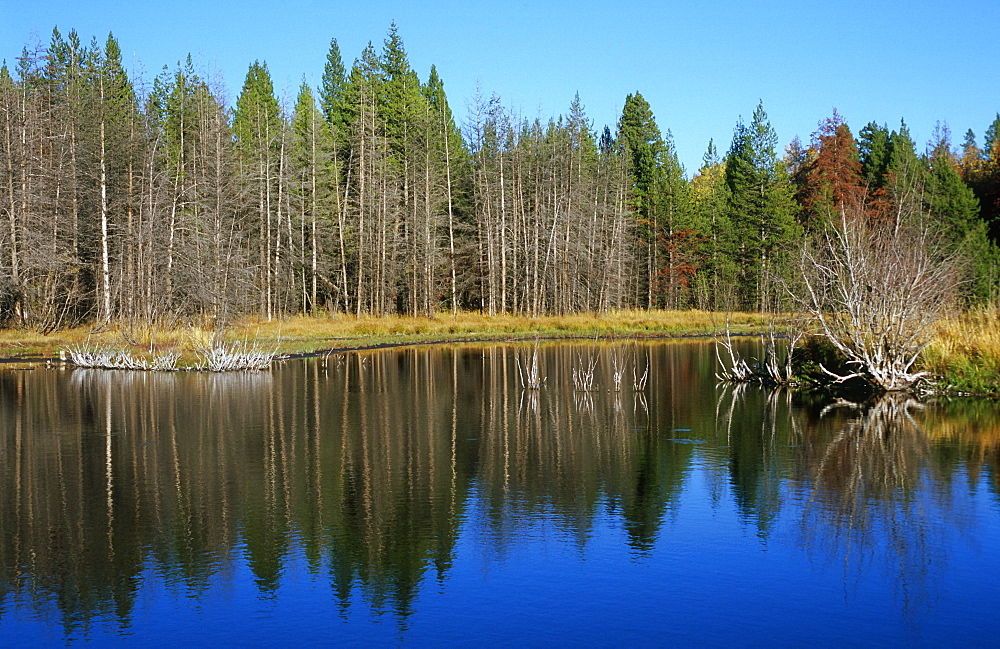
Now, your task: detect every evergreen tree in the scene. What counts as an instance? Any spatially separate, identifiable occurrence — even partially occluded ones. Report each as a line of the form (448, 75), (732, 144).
(981, 114), (1000, 240)
(617, 92), (666, 307)
(147, 56), (248, 319)
(319, 38), (348, 135)
(233, 60), (286, 318)
(880, 119), (925, 222)
(380, 24), (434, 314)
(800, 111), (864, 228)
(690, 139), (732, 309)
(0, 61), (21, 323)
(985, 113), (1000, 162)
(23, 28), (89, 325)
(956, 127), (995, 240)
(959, 128), (984, 180)
(422, 64), (471, 313)
(146, 57), (202, 312)
(290, 81), (338, 314)
(381, 23), (424, 142)
(857, 121), (890, 190)
(655, 128), (698, 308)
(926, 132), (998, 301)
(617, 92), (663, 222)
(973, 113), (1000, 242)
(342, 42), (388, 314)
(724, 101), (798, 311)
(80, 33), (141, 321)
(887, 119), (921, 177)
(233, 61), (283, 158)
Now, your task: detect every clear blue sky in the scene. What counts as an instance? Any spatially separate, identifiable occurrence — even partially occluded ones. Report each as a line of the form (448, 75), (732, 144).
(4, 0), (998, 172)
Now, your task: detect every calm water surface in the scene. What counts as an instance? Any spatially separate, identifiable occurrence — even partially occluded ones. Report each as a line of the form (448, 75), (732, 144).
(1, 341), (998, 646)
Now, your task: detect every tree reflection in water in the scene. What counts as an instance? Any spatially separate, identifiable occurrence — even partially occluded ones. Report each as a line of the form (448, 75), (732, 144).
(0, 345), (997, 639)
(790, 393), (964, 617)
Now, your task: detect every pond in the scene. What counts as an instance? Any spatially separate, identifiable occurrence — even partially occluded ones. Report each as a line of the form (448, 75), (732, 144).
(1, 341), (999, 646)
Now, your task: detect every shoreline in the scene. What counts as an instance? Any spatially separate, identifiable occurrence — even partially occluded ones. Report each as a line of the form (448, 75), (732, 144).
(0, 329), (749, 365)
(2, 309), (997, 397)
(0, 310), (770, 362)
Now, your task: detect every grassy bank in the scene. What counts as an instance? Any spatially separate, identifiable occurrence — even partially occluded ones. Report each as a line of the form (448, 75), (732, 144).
(922, 308), (1000, 395)
(0, 310), (767, 361)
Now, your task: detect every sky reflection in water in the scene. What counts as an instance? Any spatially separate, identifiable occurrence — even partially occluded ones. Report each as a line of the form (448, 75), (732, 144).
(1, 342), (998, 646)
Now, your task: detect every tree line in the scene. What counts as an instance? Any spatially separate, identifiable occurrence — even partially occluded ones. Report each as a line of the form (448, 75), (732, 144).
(2, 25), (999, 330)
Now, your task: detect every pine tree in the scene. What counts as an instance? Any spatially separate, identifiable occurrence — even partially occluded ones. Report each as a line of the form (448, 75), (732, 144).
(319, 38), (347, 134)
(342, 42), (386, 314)
(985, 113), (1000, 161)
(233, 60), (285, 318)
(925, 132), (997, 301)
(958, 129), (984, 181)
(883, 119), (925, 222)
(690, 140), (732, 309)
(617, 92), (663, 220)
(380, 24), (434, 314)
(34, 28), (88, 326)
(981, 114), (1000, 240)
(422, 64), (469, 314)
(617, 92), (666, 307)
(655, 128), (697, 308)
(290, 81), (337, 314)
(558, 94), (603, 312)
(857, 121), (890, 190)
(0, 62), (21, 323)
(78, 33), (141, 322)
(724, 101), (798, 311)
(194, 80), (244, 320)
(800, 111), (864, 228)
(148, 56), (202, 310)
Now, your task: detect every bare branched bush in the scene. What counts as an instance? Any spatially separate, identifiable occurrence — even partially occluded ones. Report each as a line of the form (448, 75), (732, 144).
(67, 345), (148, 370)
(608, 348), (625, 392)
(759, 325), (805, 385)
(797, 208), (962, 391)
(632, 358), (649, 391)
(572, 349), (599, 391)
(195, 339), (279, 372)
(515, 343), (546, 389)
(715, 320), (803, 386)
(715, 327), (755, 383)
(149, 349), (182, 371)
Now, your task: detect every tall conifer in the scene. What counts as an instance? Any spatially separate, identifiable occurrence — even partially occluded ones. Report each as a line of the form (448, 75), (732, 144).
(233, 61), (285, 318)
(724, 101), (798, 311)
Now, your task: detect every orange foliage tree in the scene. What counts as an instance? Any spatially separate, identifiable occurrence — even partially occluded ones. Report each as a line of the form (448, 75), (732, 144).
(800, 111), (866, 228)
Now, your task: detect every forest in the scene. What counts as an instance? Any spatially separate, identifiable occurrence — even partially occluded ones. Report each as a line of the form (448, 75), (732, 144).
(2, 25), (999, 331)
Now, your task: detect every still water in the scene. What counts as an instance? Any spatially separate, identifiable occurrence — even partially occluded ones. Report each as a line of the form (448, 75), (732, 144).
(1, 341), (998, 646)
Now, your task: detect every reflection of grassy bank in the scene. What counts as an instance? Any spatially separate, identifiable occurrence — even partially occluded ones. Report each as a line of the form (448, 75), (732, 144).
(921, 309), (1000, 395)
(0, 310), (768, 360)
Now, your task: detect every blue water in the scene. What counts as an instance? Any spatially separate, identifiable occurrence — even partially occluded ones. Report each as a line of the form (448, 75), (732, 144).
(1, 343), (999, 646)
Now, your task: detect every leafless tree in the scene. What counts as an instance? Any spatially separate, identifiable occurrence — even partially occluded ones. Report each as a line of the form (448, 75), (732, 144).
(797, 206), (963, 391)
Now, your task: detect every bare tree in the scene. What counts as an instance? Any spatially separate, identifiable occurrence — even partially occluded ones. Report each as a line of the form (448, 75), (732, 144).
(797, 206), (963, 391)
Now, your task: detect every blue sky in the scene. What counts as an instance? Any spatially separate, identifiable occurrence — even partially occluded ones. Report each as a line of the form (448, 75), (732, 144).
(3, 0), (998, 172)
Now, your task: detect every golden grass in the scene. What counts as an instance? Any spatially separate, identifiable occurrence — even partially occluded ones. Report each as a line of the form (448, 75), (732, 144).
(0, 310), (769, 359)
(236, 309), (768, 353)
(921, 307), (1000, 393)
(0, 325), (94, 356)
